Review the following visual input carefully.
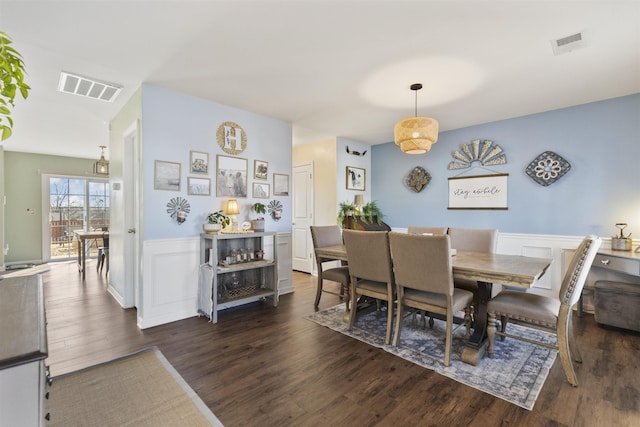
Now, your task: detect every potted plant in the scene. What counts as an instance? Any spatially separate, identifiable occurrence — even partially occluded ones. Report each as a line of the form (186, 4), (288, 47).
(203, 210), (230, 234)
(361, 200), (384, 225)
(251, 202), (267, 231)
(0, 31), (30, 141)
(337, 200), (357, 229)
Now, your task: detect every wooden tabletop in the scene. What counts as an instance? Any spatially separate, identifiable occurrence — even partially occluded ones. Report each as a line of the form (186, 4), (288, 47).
(74, 230), (109, 239)
(315, 245), (551, 289)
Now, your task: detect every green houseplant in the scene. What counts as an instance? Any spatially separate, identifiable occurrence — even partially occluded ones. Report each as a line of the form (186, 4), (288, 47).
(337, 199), (384, 229)
(204, 210), (230, 233)
(0, 31), (30, 141)
(361, 200), (384, 225)
(251, 202), (267, 231)
(337, 201), (357, 228)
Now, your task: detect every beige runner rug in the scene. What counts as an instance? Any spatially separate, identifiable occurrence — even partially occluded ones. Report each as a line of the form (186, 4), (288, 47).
(46, 347), (223, 426)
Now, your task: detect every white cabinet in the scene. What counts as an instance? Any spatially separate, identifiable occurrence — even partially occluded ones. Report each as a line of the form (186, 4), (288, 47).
(0, 274), (49, 426)
(199, 232), (278, 323)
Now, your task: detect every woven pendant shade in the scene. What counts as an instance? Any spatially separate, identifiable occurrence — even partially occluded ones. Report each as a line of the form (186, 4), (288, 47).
(394, 83), (439, 154)
(394, 117), (439, 154)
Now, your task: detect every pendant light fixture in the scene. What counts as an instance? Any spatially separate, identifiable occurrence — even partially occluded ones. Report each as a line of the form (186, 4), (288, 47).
(394, 83), (439, 154)
(94, 145), (109, 175)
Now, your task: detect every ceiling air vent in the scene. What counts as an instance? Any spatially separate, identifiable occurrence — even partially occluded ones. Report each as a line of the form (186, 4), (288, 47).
(550, 31), (586, 56)
(57, 71), (122, 102)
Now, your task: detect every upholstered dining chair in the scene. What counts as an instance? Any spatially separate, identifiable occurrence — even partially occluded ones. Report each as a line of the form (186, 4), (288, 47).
(448, 227), (498, 309)
(96, 230), (109, 275)
(407, 226), (448, 235)
(487, 235), (601, 386)
(342, 230), (395, 345)
(389, 232), (473, 366)
(310, 225), (350, 309)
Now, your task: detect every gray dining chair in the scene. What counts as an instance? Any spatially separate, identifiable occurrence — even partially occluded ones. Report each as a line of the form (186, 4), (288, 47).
(310, 225), (350, 309)
(407, 226), (448, 235)
(487, 235), (601, 386)
(448, 227), (498, 312)
(389, 232), (473, 366)
(342, 230), (395, 345)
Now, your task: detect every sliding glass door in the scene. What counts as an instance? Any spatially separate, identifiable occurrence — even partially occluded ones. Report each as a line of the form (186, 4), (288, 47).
(45, 175), (109, 261)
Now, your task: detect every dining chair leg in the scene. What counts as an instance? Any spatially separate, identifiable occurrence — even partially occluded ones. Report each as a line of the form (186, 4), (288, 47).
(557, 306), (579, 386)
(464, 307), (472, 339)
(444, 309), (453, 367)
(347, 282), (358, 331)
(384, 295), (393, 346)
(567, 312), (582, 363)
(392, 302), (403, 347)
(487, 312), (497, 358)
(314, 271), (323, 308)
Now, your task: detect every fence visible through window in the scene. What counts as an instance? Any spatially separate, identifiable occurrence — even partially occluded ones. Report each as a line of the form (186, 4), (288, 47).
(48, 176), (109, 260)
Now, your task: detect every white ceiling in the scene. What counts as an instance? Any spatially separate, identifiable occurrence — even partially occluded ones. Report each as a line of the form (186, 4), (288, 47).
(0, 0), (638, 160)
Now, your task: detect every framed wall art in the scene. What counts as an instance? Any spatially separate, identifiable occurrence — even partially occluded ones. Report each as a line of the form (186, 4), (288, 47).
(254, 159), (268, 180)
(252, 182), (270, 198)
(154, 160), (181, 191)
(189, 150), (209, 174)
(273, 173), (289, 196)
(216, 155), (247, 197)
(187, 177), (211, 196)
(346, 166), (366, 191)
(448, 173), (508, 210)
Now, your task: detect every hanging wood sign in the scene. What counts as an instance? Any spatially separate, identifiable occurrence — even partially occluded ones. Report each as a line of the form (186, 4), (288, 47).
(448, 173), (508, 210)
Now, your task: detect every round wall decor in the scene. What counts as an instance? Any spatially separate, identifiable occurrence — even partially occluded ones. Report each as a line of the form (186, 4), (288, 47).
(216, 121), (247, 155)
(525, 151), (571, 186)
(166, 197), (191, 224)
(267, 200), (283, 221)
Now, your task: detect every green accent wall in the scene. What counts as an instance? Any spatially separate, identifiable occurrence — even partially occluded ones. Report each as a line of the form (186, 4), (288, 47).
(3, 152), (95, 263)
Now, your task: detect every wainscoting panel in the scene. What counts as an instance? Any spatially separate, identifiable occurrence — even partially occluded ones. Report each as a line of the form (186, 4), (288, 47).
(139, 238), (200, 329)
(277, 232), (294, 295)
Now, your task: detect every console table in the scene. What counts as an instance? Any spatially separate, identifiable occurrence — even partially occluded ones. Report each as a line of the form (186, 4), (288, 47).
(580, 245), (640, 316)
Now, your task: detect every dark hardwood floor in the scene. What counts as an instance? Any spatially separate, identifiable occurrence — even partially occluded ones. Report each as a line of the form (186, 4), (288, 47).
(43, 260), (640, 426)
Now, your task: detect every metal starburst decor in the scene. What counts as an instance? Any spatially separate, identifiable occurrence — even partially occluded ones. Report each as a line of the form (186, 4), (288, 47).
(448, 139), (507, 170)
(166, 197), (191, 224)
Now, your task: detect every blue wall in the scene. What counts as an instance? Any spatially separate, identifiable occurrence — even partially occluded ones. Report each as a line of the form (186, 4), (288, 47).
(371, 94), (640, 237)
(141, 85), (293, 240)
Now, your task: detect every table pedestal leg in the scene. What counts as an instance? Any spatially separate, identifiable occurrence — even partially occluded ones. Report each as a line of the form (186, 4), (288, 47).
(461, 281), (492, 365)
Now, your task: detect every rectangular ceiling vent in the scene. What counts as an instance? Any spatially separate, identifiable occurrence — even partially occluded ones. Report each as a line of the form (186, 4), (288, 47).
(57, 71), (122, 102)
(551, 31), (586, 56)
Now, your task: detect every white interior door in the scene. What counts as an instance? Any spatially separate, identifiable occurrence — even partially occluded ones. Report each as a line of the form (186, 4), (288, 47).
(292, 162), (313, 273)
(123, 122), (140, 308)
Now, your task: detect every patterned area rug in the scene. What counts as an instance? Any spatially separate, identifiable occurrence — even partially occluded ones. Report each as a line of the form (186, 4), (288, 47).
(305, 304), (558, 410)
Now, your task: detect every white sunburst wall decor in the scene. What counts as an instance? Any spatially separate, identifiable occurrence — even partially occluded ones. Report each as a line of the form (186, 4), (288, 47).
(447, 139), (507, 170)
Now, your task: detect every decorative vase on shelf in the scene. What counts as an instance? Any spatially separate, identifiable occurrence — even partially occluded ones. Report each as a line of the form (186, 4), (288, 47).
(252, 219), (265, 232)
(203, 223), (222, 234)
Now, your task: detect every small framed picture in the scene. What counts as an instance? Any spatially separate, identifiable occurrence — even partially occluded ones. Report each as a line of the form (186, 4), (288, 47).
(187, 177), (211, 196)
(190, 150), (209, 174)
(273, 173), (289, 196)
(216, 155), (248, 197)
(254, 159), (268, 180)
(346, 166), (366, 191)
(252, 182), (270, 198)
(154, 160), (181, 191)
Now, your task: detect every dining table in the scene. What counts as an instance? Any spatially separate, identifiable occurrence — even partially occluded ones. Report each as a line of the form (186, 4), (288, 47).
(314, 244), (551, 365)
(74, 230), (109, 281)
